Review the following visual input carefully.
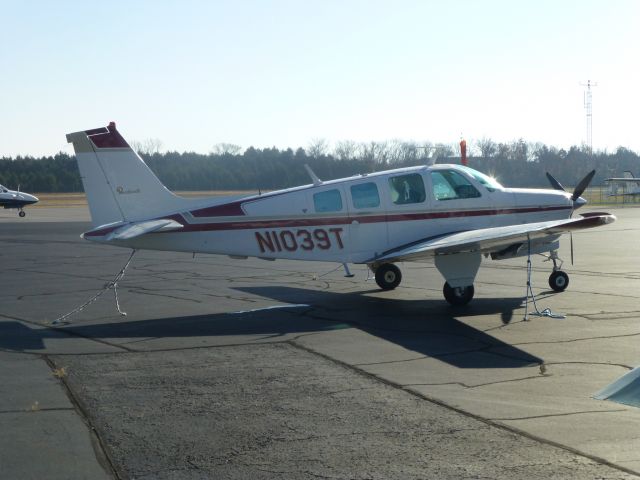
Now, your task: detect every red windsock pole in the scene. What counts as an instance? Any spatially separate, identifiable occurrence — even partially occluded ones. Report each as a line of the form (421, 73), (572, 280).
(460, 139), (467, 166)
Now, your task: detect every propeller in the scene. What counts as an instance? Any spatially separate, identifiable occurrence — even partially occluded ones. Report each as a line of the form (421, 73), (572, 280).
(545, 169), (595, 208)
(546, 170), (596, 265)
(545, 172), (565, 192)
(571, 169), (595, 202)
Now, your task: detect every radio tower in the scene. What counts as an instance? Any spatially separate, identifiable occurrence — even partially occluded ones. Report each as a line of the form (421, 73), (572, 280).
(581, 80), (597, 155)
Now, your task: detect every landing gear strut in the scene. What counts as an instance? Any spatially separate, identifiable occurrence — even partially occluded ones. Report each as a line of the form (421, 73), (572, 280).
(547, 250), (569, 292)
(443, 282), (474, 306)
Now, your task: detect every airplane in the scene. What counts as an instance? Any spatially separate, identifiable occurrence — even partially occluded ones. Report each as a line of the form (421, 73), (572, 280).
(605, 171), (640, 197)
(0, 184), (39, 217)
(65, 122), (615, 306)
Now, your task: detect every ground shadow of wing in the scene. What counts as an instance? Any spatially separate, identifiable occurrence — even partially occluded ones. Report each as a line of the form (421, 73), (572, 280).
(234, 286), (541, 369)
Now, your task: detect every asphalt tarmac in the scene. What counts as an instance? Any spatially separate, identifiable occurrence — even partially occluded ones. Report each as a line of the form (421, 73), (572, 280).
(1, 205), (640, 479)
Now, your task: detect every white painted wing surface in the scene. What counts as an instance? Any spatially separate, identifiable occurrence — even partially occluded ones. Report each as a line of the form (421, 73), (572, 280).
(375, 213), (616, 263)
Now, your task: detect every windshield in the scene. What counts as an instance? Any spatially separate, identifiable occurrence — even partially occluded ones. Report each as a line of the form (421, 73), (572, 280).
(457, 166), (503, 192)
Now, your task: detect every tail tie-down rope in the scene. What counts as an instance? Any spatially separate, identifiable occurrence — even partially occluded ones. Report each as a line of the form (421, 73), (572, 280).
(523, 235), (565, 321)
(51, 250), (137, 325)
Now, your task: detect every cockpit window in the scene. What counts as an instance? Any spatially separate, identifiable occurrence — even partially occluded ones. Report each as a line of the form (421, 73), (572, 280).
(431, 170), (481, 200)
(457, 166), (503, 192)
(388, 173), (426, 205)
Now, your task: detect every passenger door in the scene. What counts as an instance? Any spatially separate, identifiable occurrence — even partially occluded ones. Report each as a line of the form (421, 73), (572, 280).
(346, 179), (388, 262)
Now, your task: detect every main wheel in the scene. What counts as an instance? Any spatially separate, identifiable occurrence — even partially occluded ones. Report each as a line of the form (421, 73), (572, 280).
(548, 271), (569, 292)
(18, 210), (25, 217)
(443, 282), (474, 306)
(374, 263), (402, 290)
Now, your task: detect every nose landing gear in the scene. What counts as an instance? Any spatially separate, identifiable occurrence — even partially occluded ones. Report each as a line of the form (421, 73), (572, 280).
(546, 250), (569, 292)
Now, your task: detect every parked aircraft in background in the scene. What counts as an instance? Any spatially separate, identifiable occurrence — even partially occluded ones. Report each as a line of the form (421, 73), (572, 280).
(606, 171), (640, 197)
(0, 184), (38, 217)
(66, 122), (615, 305)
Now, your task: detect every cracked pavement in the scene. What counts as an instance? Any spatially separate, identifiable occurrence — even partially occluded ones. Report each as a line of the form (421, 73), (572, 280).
(1, 206), (640, 478)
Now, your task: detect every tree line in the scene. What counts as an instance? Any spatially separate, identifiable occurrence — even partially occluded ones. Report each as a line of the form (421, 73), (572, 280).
(1, 139), (639, 193)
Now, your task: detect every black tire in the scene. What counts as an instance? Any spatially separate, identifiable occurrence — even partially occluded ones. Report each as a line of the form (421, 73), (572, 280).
(375, 263), (402, 290)
(443, 282), (474, 306)
(548, 271), (569, 292)
(18, 210), (25, 217)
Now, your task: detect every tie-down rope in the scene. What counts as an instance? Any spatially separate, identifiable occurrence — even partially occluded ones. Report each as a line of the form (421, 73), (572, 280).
(51, 249), (137, 325)
(523, 235), (565, 321)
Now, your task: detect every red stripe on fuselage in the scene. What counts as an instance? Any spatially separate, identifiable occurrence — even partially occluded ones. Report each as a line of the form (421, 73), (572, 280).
(177, 205), (570, 232)
(83, 205), (571, 237)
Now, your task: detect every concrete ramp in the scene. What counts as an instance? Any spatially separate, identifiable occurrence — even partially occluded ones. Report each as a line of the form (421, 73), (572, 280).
(594, 366), (640, 407)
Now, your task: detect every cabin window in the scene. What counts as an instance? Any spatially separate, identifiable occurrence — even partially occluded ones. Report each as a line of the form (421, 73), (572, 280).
(388, 173), (426, 205)
(313, 189), (343, 212)
(431, 170), (481, 201)
(350, 182), (380, 209)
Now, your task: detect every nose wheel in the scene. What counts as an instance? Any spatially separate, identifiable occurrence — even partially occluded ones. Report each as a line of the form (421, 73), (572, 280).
(18, 210), (26, 217)
(548, 270), (569, 292)
(546, 250), (569, 292)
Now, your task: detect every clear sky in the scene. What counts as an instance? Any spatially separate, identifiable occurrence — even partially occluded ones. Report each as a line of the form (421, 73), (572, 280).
(1, 0), (638, 157)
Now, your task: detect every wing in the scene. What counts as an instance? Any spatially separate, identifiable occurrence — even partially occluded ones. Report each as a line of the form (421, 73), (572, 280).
(374, 213), (615, 263)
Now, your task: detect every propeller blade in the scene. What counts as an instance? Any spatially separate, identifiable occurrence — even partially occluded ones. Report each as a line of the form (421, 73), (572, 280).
(545, 172), (565, 191)
(572, 170), (596, 201)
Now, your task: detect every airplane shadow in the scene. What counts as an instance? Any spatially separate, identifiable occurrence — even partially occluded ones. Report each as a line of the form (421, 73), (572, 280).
(0, 286), (541, 369)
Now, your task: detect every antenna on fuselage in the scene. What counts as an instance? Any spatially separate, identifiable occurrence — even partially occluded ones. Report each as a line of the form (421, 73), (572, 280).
(304, 164), (323, 186)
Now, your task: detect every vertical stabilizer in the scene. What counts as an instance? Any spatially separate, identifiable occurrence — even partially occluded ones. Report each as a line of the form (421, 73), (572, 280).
(66, 122), (191, 227)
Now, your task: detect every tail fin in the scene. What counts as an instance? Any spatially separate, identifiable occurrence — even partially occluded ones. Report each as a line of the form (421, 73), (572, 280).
(66, 122), (193, 227)
(624, 171), (635, 179)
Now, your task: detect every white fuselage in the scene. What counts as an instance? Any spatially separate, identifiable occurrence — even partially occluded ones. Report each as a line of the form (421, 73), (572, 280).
(0, 186), (39, 210)
(85, 165), (574, 265)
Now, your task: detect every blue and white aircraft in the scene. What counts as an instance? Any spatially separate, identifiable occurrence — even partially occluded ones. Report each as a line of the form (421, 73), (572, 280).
(0, 184), (38, 217)
(66, 122), (615, 305)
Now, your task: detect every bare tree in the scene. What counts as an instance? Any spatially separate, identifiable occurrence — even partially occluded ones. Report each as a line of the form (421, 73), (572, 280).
(307, 138), (329, 158)
(131, 138), (164, 155)
(333, 140), (358, 161)
(212, 143), (242, 155)
(432, 143), (454, 162)
(476, 137), (497, 159)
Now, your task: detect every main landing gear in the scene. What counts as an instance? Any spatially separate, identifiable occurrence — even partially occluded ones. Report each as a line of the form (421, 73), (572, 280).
(373, 263), (402, 290)
(443, 282), (474, 306)
(370, 262), (475, 306)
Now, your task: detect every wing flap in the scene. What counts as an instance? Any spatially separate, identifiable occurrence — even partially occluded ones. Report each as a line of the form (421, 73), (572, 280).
(375, 213), (615, 263)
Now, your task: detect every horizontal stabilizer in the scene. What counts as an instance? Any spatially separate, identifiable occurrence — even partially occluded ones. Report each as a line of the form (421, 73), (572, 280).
(107, 219), (183, 241)
(81, 219), (183, 242)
